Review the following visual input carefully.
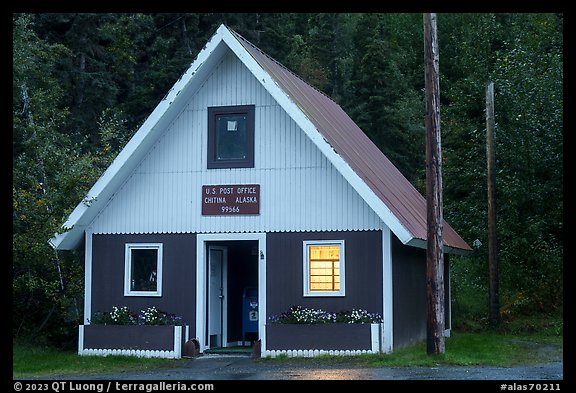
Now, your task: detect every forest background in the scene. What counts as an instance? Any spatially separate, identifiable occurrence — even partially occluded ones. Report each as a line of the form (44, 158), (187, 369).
(12, 13), (563, 347)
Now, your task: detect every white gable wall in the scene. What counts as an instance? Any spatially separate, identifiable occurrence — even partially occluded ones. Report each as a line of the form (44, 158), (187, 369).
(90, 50), (384, 235)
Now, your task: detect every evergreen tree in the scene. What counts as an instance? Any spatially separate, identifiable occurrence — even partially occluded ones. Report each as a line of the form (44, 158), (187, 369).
(345, 13), (424, 184)
(490, 13), (563, 311)
(13, 14), (130, 345)
(12, 13), (563, 344)
(440, 13), (563, 318)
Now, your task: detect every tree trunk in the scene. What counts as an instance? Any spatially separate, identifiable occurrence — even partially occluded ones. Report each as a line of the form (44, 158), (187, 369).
(486, 80), (501, 325)
(181, 17), (192, 56)
(76, 51), (86, 108)
(423, 12), (445, 355)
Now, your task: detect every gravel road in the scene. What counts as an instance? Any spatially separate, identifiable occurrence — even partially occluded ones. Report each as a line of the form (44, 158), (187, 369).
(31, 352), (563, 381)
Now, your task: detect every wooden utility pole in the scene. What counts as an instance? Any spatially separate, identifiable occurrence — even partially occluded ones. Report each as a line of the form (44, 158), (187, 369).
(486, 81), (501, 326)
(423, 13), (445, 355)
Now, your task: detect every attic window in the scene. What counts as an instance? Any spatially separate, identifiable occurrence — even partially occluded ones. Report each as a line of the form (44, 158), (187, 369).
(208, 105), (255, 169)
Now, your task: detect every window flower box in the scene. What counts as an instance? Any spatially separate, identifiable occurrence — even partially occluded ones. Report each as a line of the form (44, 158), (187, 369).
(78, 324), (186, 359)
(264, 323), (381, 357)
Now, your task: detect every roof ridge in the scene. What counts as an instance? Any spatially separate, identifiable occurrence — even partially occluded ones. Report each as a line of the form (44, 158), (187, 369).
(226, 26), (338, 105)
(50, 23), (471, 253)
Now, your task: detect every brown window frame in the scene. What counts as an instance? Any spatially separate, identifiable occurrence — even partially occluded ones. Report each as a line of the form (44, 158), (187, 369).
(207, 105), (255, 169)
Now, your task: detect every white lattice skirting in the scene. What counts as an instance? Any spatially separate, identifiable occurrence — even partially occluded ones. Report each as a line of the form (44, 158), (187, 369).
(78, 325), (183, 359)
(262, 322), (385, 357)
(79, 348), (180, 359)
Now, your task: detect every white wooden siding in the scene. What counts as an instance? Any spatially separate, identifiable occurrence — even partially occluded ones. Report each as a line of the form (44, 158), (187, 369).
(90, 50), (384, 234)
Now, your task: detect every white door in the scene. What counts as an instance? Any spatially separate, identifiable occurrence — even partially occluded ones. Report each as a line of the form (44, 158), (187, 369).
(207, 246), (227, 349)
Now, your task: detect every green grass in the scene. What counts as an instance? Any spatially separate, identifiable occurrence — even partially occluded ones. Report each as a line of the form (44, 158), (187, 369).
(260, 332), (563, 368)
(13, 342), (181, 378)
(14, 321), (563, 378)
(361, 332), (562, 368)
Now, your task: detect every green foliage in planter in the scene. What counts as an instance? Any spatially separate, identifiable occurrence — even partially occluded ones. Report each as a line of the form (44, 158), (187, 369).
(269, 305), (382, 324)
(336, 309), (383, 324)
(91, 306), (183, 326)
(92, 306), (135, 325)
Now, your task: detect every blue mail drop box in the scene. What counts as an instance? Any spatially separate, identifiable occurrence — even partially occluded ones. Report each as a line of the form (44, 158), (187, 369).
(242, 287), (258, 345)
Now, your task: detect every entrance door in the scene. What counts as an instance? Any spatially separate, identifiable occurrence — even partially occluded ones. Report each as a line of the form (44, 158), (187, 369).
(207, 246), (227, 349)
(196, 233), (266, 353)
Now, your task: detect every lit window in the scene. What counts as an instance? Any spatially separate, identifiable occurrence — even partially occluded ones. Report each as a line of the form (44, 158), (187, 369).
(207, 105), (255, 169)
(124, 243), (163, 297)
(303, 241), (345, 297)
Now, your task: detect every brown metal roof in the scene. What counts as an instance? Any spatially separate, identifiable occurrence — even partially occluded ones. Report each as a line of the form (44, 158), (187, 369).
(231, 29), (471, 252)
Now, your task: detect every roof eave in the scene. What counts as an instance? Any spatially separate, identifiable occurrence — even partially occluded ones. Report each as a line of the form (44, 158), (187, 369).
(49, 27), (231, 250)
(406, 237), (473, 255)
(50, 24), (473, 255)
(223, 27), (416, 245)
(49, 226), (86, 250)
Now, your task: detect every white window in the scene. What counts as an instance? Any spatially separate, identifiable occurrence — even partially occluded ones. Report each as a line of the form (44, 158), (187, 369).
(124, 243), (163, 297)
(303, 240), (345, 297)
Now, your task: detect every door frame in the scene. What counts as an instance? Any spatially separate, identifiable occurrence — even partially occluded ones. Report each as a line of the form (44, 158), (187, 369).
(207, 245), (228, 349)
(195, 233), (266, 353)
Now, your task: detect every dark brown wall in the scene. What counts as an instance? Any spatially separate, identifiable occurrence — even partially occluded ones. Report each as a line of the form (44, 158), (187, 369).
(392, 235), (427, 348)
(91, 233), (197, 333)
(83, 325), (178, 351)
(392, 236), (452, 348)
(266, 323), (372, 350)
(266, 231), (383, 320)
(90, 230), (446, 350)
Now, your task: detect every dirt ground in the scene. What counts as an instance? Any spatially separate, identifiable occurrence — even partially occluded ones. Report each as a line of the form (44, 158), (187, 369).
(27, 342), (563, 381)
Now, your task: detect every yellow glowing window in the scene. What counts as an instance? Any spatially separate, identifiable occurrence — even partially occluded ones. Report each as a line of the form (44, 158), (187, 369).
(309, 245), (340, 291)
(304, 241), (345, 296)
